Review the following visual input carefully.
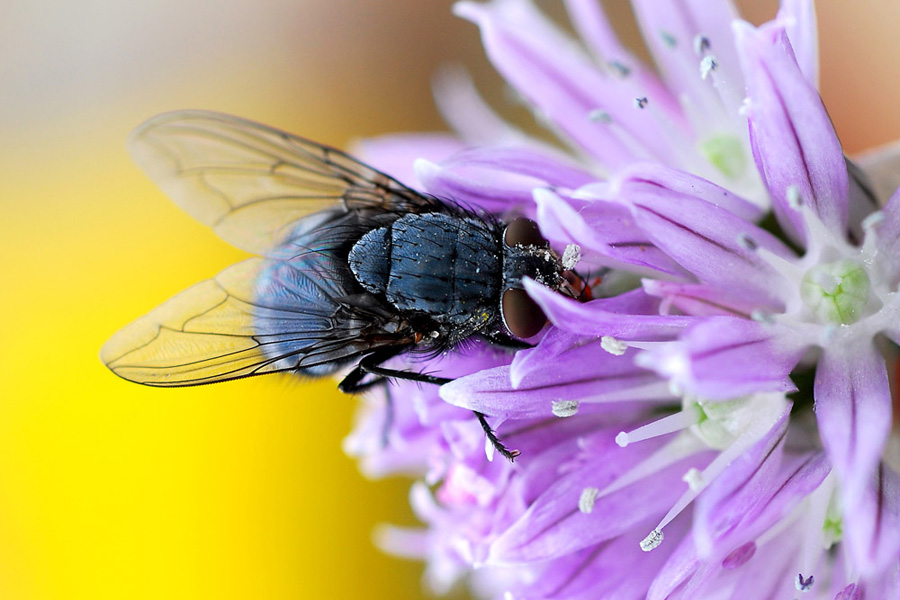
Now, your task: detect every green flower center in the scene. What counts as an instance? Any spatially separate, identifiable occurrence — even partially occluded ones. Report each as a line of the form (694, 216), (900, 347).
(800, 259), (870, 324)
(699, 134), (746, 180)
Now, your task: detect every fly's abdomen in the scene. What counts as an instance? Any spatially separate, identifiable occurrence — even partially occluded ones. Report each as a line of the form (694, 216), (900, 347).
(349, 212), (501, 325)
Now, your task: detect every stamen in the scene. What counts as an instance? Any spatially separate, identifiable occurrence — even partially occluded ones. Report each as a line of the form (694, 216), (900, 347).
(786, 184), (803, 208)
(795, 573), (814, 592)
(634, 97), (649, 110)
(650, 396), (790, 537)
(693, 34), (711, 55)
(601, 336), (627, 356)
(552, 400), (579, 418)
(615, 407), (700, 447)
(700, 56), (718, 80)
(682, 467), (704, 492)
(640, 528), (664, 551)
(578, 487), (599, 514)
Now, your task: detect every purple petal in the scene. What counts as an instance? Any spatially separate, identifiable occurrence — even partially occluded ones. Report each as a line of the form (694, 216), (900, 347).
(535, 190), (690, 278)
(814, 341), (892, 504)
(641, 317), (807, 399)
(617, 173), (795, 311)
(843, 465), (900, 578)
(352, 132), (465, 190)
(642, 279), (761, 317)
(510, 516), (687, 599)
(736, 21), (848, 244)
(417, 146), (595, 214)
(618, 163), (764, 222)
(630, 0), (745, 131)
(454, 1), (685, 168)
(432, 65), (535, 148)
(694, 424), (830, 558)
(488, 433), (712, 563)
(440, 341), (666, 420)
(648, 523), (802, 600)
(563, 0), (683, 122)
(525, 283), (696, 341)
(777, 0), (819, 87)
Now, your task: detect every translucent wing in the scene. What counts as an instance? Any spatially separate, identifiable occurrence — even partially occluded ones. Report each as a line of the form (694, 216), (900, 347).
(100, 251), (411, 387)
(129, 110), (436, 255)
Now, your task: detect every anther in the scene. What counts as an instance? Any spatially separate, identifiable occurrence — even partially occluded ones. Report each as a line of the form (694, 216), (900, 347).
(700, 56), (718, 80)
(578, 487), (599, 514)
(682, 467), (704, 492)
(601, 336), (627, 356)
(552, 400), (579, 418)
(693, 34), (711, 55)
(634, 97), (649, 109)
(795, 573), (814, 592)
(786, 185), (803, 209)
(640, 528), (664, 551)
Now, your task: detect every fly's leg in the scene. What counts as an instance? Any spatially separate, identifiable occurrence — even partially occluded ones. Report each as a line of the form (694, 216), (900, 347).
(473, 411), (519, 462)
(483, 331), (533, 350)
(355, 350), (453, 386)
(340, 349), (519, 462)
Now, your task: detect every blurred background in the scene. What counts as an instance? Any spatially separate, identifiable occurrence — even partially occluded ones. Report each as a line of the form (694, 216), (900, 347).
(2, 1), (899, 598)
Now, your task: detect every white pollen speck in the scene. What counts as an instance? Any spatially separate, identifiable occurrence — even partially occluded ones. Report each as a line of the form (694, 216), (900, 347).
(552, 400), (579, 418)
(640, 529), (664, 552)
(693, 34), (711, 55)
(601, 336), (627, 356)
(578, 487), (600, 513)
(700, 55), (718, 79)
(615, 432), (629, 447)
(682, 468), (704, 492)
(634, 97), (649, 109)
(562, 244), (582, 270)
(862, 210), (884, 231)
(786, 185), (803, 209)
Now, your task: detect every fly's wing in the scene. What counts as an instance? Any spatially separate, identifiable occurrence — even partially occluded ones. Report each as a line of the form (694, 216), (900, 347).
(101, 250), (411, 387)
(129, 110), (439, 255)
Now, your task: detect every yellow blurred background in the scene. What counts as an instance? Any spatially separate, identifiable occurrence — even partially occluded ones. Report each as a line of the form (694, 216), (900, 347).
(2, 1), (899, 598)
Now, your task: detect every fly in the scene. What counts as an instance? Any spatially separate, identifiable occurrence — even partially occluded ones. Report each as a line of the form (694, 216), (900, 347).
(100, 111), (584, 460)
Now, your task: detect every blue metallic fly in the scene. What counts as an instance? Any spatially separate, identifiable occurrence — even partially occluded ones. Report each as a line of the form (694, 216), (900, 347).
(101, 111), (582, 459)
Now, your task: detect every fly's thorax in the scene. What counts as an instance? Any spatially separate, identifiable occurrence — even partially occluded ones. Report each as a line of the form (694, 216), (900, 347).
(347, 212), (502, 332)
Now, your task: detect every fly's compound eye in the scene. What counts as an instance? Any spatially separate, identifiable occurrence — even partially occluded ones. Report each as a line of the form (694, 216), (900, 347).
(501, 288), (547, 339)
(504, 218), (548, 248)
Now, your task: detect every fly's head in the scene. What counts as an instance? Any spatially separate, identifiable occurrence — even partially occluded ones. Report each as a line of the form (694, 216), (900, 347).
(499, 217), (582, 339)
